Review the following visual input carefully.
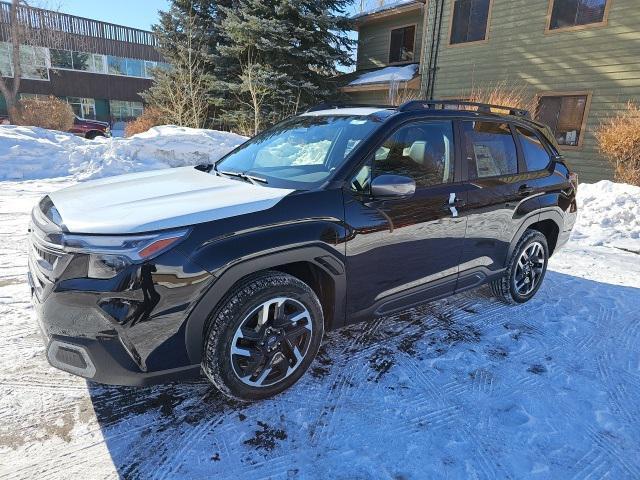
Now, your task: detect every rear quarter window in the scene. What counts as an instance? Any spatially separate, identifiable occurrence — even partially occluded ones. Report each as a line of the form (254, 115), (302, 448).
(516, 126), (552, 171)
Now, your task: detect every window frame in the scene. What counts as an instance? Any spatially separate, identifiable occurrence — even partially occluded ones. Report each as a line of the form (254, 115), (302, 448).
(545, 0), (613, 34)
(448, 0), (495, 47)
(388, 23), (418, 65)
(534, 91), (593, 150)
(459, 119), (521, 180)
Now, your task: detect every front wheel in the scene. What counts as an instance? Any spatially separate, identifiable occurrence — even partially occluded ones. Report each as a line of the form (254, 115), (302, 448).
(202, 271), (324, 401)
(491, 229), (549, 304)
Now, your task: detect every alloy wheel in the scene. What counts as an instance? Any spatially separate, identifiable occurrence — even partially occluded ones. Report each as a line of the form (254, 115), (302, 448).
(229, 297), (313, 388)
(514, 241), (546, 296)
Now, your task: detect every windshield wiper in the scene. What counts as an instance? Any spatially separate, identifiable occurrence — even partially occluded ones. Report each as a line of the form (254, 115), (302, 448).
(215, 167), (268, 185)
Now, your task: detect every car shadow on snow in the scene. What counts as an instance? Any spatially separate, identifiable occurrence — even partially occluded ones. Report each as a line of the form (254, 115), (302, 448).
(87, 271), (640, 479)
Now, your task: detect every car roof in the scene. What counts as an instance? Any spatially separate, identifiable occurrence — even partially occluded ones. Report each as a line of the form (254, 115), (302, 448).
(301, 104), (548, 130)
(300, 107), (395, 117)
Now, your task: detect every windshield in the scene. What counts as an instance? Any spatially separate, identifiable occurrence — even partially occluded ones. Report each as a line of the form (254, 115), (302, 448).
(215, 115), (382, 189)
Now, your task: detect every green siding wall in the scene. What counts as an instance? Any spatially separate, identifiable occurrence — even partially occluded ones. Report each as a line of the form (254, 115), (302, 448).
(357, 9), (425, 70)
(0, 93), (6, 115)
(347, 90), (390, 105)
(425, 0), (640, 182)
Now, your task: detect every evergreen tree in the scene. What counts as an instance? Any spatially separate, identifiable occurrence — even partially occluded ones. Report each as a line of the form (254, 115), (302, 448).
(214, 0), (355, 134)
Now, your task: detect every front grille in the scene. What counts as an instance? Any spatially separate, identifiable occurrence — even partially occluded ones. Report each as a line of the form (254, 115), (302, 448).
(28, 200), (69, 288)
(32, 242), (61, 269)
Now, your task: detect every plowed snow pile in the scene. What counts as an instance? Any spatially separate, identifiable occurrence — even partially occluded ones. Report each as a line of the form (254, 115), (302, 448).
(573, 180), (640, 252)
(0, 125), (247, 181)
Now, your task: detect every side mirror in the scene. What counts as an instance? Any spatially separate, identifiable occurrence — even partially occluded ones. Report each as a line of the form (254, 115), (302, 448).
(370, 174), (416, 199)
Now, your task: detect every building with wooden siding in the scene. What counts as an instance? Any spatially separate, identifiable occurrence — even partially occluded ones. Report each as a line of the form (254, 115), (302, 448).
(344, 0), (639, 182)
(0, 2), (167, 123)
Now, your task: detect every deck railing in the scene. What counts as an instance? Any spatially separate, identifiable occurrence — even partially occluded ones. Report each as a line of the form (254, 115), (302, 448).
(0, 2), (162, 61)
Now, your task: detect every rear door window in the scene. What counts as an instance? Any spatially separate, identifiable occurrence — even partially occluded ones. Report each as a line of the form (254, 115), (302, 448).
(460, 121), (518, 179)
(515, 126), (552, 171)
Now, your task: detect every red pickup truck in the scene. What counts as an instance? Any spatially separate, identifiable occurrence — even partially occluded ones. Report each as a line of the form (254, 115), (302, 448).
(0, 115), (111, 139)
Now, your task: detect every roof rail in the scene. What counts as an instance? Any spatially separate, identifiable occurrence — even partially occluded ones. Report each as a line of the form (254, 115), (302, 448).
(305, 102), (394, 113)
(398, 99), (531, 118)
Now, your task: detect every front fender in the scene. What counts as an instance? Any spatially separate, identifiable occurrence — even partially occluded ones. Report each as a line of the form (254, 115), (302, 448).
(182, 245), (346, 364)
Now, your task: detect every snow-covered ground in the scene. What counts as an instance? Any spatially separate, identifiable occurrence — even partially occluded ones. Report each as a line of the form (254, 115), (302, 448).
(0, 126), (639, 478)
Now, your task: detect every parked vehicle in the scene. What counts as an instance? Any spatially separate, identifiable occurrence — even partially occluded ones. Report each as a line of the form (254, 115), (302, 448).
(0, 114), (110, 138)
(28, 100), (578, 400)
(68, 116), (111, 139)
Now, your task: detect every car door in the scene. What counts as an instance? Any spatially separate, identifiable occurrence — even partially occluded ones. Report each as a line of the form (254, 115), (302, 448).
(456, 119), (542, 289)
(343, 119), (468, 323)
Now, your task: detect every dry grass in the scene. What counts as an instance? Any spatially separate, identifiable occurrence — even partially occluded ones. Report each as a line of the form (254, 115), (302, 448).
(14, 96), (74, 131)
(465, 81), (537, 116)
(596, 102), (640, 186)
(124, 108), (163, 137)
(388, 86), (423, 106)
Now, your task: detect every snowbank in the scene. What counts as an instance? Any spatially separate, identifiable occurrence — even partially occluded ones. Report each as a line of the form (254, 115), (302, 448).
(69, 126), (247, 180)
(0, 125), (247, 181)
(348, 64), (418, 86)
(572, 180), (640, 252)
(0, 126), (86, 180)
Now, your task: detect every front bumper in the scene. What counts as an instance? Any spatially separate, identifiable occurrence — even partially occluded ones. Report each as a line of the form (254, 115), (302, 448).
(29, 270), (202, 386)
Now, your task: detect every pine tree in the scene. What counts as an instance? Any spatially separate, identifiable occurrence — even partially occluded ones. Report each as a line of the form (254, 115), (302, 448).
(214, 0), (355, 134)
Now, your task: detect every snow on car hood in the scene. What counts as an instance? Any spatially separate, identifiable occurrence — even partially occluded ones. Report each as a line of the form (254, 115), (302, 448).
(48, 166), (294, 234)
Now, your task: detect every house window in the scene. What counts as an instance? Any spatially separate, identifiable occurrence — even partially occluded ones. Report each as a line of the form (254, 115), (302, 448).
(389, 25), (416, 64)
(0, 43), (11, 77)
(50, 49), (107, 74)
(50, 49), (73, 69)
(536, 94), (589, 147)
(450, 0), (491, 45)
(66, 97), (97, 119)
(1, 43), (49, 80)
(549, 0), (609, 31)
(110, 100), (144, 121)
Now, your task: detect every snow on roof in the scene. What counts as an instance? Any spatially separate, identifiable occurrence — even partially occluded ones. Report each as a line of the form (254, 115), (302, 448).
(301, 107), (391, 117)
(348, 64), (419, 86)
(353, 0), (422, 19)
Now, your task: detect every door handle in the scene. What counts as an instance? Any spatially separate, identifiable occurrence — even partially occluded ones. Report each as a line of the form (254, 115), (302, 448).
(443, 193), (465, 217)
(518, 185), (535, 196)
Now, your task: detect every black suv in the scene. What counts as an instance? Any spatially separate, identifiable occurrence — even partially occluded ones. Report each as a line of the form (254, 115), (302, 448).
(28, 100), (578, 400)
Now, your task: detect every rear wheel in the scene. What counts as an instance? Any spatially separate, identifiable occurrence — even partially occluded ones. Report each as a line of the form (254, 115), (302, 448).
(202, 271), (324, 401)
(491, 229), (549, 304)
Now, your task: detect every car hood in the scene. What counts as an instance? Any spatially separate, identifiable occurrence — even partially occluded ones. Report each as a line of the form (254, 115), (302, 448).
(48, 167), (294, 234)
(76, 118), (110, 128)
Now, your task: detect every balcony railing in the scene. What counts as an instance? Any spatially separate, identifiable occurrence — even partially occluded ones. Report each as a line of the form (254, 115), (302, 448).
(0, 2), (162, 61)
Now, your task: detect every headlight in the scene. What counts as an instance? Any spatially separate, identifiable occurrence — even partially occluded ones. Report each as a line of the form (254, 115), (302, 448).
(88, 254), (131, 279)
(62, 228), (190, 279)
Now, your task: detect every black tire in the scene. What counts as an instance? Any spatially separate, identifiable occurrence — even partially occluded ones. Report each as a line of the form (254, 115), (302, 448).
(491, 229), (549, 304)
(85, 131), (104, 140)
(202, 271), (324, 401)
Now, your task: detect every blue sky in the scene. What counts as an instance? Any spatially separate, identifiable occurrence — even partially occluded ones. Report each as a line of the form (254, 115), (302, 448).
(56, 0), (171, 30)
(56, 1), (360, 31)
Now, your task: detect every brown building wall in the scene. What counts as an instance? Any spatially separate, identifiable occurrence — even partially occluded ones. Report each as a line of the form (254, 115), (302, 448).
(19, 69), (152, 103)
